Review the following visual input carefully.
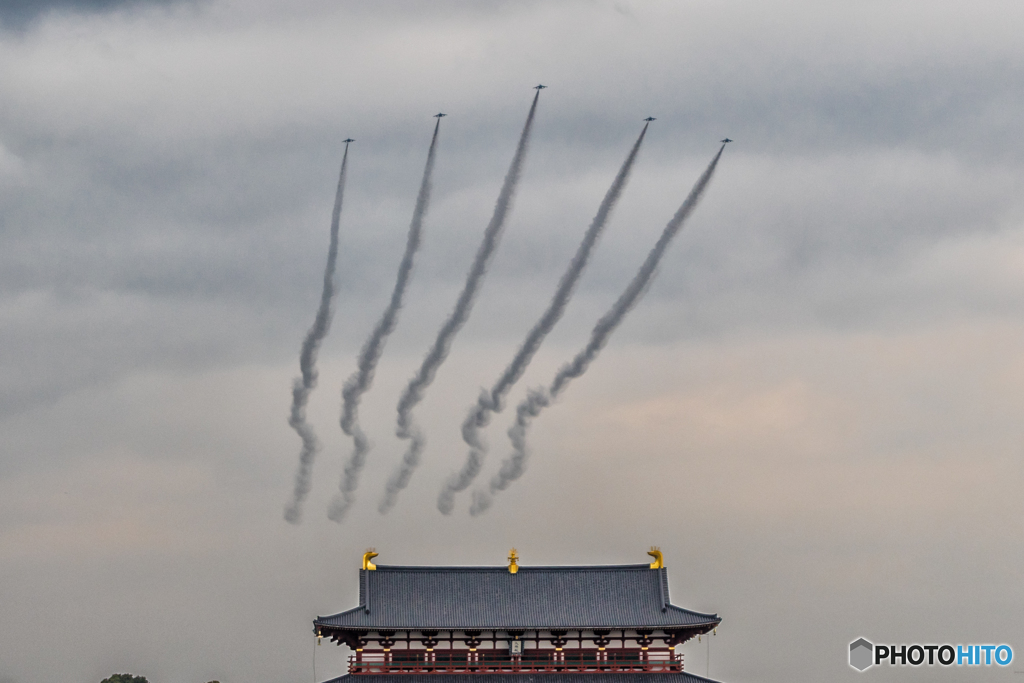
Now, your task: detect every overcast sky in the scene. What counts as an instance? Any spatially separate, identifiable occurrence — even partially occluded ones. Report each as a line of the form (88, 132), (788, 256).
(2, 2), (1023, 682)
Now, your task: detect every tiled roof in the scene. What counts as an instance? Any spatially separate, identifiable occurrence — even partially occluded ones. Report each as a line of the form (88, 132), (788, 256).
(315, 564), (720, 631)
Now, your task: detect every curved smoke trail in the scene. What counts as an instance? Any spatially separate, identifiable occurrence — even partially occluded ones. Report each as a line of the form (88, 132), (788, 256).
(283, 142), (350, 524)
(378, 90), (542, 514)
(327, 119), (442, 523)
(470, 143), (727, 516)
(437, 123), (650, 515)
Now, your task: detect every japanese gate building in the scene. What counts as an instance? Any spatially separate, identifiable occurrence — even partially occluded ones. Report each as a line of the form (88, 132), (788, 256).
(315, 550), (726, 683)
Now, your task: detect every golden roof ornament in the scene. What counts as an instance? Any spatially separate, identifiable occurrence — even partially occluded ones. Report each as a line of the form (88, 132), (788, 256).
(508, 548), (519, 574)
(647, 546), (664, 569)
(363, 548), (378, 570)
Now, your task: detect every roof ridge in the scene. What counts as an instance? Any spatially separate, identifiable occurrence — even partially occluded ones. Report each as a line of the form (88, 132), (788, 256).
(371, 563), (652, 571)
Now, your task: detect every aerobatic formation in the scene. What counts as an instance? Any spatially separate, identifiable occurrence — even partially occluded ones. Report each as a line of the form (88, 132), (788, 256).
(437, 121), (651, 515)
(470, 142), (728, 516)
(283, 86), (729, 523)
(379, 86), (543, 515)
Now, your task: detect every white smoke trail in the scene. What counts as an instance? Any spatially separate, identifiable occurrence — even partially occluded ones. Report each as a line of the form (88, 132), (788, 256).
(328, 119), (442, 523)
(470, 143), (727, 516)
(378, 90), (543, 514)
(283, 143), (350, 524)
(437, 123), (650, 515)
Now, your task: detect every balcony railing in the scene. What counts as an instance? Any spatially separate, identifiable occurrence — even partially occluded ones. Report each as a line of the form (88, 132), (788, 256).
(349, 648), (683, 675)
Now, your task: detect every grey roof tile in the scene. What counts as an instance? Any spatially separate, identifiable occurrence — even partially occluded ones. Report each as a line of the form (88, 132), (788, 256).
(315, 564), (720, 631)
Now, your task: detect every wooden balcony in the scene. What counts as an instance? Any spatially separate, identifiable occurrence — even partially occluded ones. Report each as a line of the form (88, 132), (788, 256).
(349, 648), (683, 675)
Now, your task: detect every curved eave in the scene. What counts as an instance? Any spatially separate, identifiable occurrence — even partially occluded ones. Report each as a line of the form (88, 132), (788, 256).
(313, 609), (721, 633)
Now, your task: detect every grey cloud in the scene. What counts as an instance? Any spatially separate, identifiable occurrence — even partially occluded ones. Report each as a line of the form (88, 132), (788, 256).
(2, 3), (1024, 681)
(0, 0), (188, 29)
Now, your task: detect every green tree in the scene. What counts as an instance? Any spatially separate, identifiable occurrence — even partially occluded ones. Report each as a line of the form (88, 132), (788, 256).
(100, 675), (148, 683)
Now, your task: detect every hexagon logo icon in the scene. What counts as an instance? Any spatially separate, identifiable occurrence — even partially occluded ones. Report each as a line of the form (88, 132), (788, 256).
(850, 638), (874, 671)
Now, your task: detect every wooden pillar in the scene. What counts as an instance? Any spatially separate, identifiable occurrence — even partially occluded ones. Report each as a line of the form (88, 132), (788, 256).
(594, 630), (611, 670)
(421, 631), (439, 671)
(636, 630), (653, 670)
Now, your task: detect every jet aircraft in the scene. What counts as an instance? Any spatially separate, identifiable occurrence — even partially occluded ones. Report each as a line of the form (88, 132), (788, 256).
(434, 113), (446, 118)
(534, 84), (547, 90)
(644, 117), (656, 122)
(343, 138), (355, 143)
(720, 138), (732, 143)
